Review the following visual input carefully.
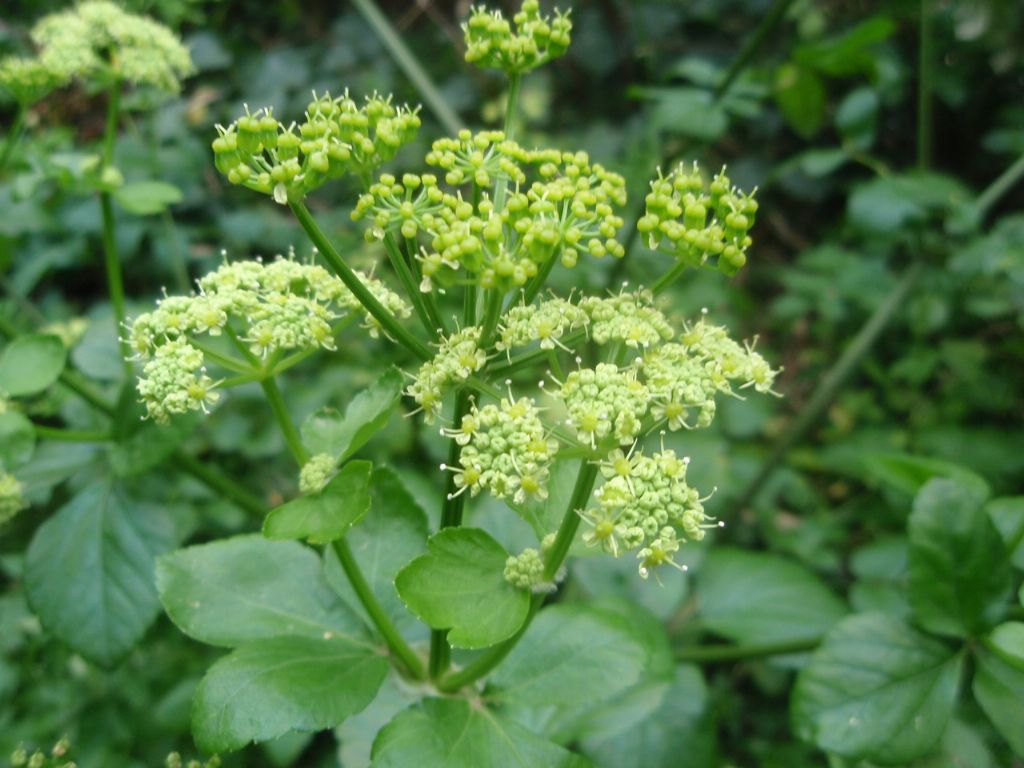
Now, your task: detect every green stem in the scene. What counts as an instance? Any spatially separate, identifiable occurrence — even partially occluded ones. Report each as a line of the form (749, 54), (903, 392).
(493, 73), (522, 213)
(650, 261), (688, 295)
(479, 288), (504, 348)
(520, 246), (557, 307)
(188, 339), (257, 375)
(917, 0), (934, 171)
(259, 377), (310, 465)
(32, 425), (111, 442)
(59, 370), (115, 415)
(714, 0), (797, 100)
(334, 538), (426, 679)
(290, 200), (431, 361)
(350, 0), (462, 135)
(406, 235), (448, 335)
(674, 637), (819, 663)
(99, 82), (130, 377)
(730, 261), (924, 513)
(0, 104), (27, 175)
(383, 233), (438, 340)
(437, 460), (599, 693)
(975, 151), (1024, 220)
(171, 451), (266, 517)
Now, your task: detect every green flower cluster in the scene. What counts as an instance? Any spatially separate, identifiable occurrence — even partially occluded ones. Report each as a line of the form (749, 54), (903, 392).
(30, 1), (193, 93)
(353, 130), (626, 291)
(0, 56), (63, 105)
(497, 297), (587, 353)
(129, 255), (409, 422)
(555, 363), (650, 448)
(299, 453), (337, 494)
(581, 447), (712, 578)
(463, 0), (572, 74)
(9, 737), (74, 768)
(212, 93), (421, 203)
(0, 471), (27, 530)
(406, 327), (487, 422)
(638, 162), (758, 276)
(443, 393), (558, 504)
(580, 290), (674, 349)
(503, 547), (544, 589)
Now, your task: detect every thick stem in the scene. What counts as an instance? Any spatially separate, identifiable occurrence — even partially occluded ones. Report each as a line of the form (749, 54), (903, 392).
(290, 200), (431, 361)
(383, 233), (439, 340)
(650, 261), (688, 296)
(478, 288), (504, 348)
(917, 0), (934, 171)
(493, 72), (522, 214)
(436, 460), (599, 693)
(730, 261), (924, 513)
(334, 538), (426, 679)
(259, 377), (310, 465)
(674, 636), (819, 663)
(350, 0), (463, 136)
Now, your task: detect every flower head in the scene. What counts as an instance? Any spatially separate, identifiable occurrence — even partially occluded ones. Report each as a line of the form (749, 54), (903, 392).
(504, 547), (545, 589)
(406, 327), (487, 422)
(299, 453), (337, 494)
(0, 56), (65, 105)
(463, 1), (572, 74)
(31, 1), (193, 92)
(555, 363), (650, 447)
(213, 92), (421, 202)
(637, 162), (758, 276)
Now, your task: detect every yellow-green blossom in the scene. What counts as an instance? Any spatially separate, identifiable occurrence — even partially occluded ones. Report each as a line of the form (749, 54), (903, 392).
(407, 326), (487, 422)
(463, 1), (572, 74)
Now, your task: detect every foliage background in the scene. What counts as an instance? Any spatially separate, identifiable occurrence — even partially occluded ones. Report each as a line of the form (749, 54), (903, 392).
(1, 0), (1023, 766)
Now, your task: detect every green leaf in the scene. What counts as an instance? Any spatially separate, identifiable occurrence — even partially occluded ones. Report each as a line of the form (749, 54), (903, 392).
(908, 478), (1009, 638)
(646, 86), (728, 142)
(972, 646), (1024, 757)
(25, 480), (178, 665)
(987, 622), (1024, 670)
(862, 452), (989, 500)
(192, 635), (388, 753)
(986, 496), (1024, 569)
(486, 604), (652, 740)
(696, 548), (847, 644)
(792, 613), (963, 764)
(264, 460), (373, 545)
(580, 665), (716, 768)
(370, 698), (592, 768)
(0, 334), (66, 397)
(836, 87), (879, 151)
(113, 180), (183, 215)
(394, 527), (529, 649)
(156, 534), (365, 647)
(0, 411), (35, 469)
(848, 174), (969, 236)
(108, 413), (199, 477)
(774, 63), (825, 138)
(793, 16), (896, 76)
(301, 368), (403, 461)
(324, 467), (429, 637)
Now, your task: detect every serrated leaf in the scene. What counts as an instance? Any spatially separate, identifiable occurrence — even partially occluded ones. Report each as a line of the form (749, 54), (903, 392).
(696, 548), (847, 644)
(193, 635), (388, 753)
(302, 368), (403, 461)
(792, 613), (962, 764)
(113, 180), (183, 215)
(25, 480), (178, 665)
(394, 527), (529, 649)
(488, 603), (661, 744)
(370, 698), (592, 768)
(264, 460), (372, 545)
(0, 333), (66, 397)
(972, 647), (1024, 757)
(0, 411), (35, 468)
(156, 534), (365, 647)
(324, 467), (429, 637)
(908, 478), (1009, 638)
